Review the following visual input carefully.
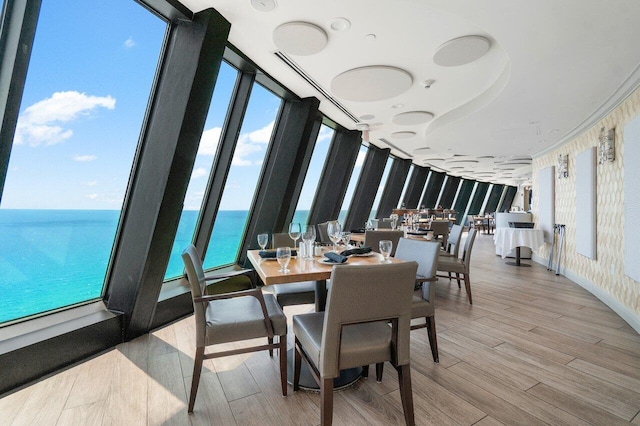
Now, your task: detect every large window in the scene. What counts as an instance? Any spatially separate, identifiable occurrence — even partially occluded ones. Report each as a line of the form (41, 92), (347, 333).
(0, 0), (165, 324)
(369, 156), (393, 219)
(292, 125), (334, 225)
(202, 83), (282, 268)
(163, 62), (238, 280)
(338, 145), (367, 224)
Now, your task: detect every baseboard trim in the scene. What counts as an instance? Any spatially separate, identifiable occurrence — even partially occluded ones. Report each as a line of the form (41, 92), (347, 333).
(532, 254), (640, 334)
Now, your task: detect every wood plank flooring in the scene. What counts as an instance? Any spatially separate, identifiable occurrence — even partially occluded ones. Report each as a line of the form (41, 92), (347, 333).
(2, 233), (640, 425)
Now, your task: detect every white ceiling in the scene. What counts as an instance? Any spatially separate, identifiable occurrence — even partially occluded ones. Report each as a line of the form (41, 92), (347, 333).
(181, 0), (640, 186)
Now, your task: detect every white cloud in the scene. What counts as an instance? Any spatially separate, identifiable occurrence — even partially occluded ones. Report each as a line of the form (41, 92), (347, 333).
(197, 127), (221, 156)
(124, 37), (136, 48)
(73, 154), (97, 162)
(86, 193), (98, 200)
(316, 126), (333, 143)
(355, 150), (366, 167)
(191, 167), (208, 179)
(248, 121), (275, 144)
(86, 180), (97, 186)
(229, 121), (274, 166)
(15, 91), (116, 146)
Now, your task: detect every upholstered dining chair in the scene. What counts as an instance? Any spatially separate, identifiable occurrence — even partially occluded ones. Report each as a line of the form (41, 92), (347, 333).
(293, 262), (418, 426)
(364, 229), (404, 256)
(182, 244), (288, 413)
(394, 238), (440, 363)
(268, 232), (316, 308)
(429, 220), (450, 249)
(317, 221), (333, 244)
(437, 228), (478, 304)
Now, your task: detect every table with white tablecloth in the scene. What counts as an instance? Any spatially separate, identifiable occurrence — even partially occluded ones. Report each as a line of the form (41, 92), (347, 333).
(493, 228), (545, 266)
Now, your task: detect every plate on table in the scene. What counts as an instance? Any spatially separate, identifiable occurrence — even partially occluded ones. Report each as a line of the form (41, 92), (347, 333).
(350, 252), (374, 257)
(317, 258), (346, 265)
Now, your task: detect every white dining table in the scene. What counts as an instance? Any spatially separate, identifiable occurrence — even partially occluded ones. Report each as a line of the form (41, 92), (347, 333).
(494, 227), (545, 266)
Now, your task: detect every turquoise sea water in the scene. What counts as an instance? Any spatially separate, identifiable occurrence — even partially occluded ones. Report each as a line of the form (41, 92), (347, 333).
(0, 209), (312, 324)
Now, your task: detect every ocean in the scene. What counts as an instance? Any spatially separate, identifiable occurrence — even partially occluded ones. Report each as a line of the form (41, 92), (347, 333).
(0, 209), (312, 324)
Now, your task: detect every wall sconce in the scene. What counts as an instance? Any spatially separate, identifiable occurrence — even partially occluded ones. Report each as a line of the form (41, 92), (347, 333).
(598, 126), (615, 164)
(557, 154), (568, 179)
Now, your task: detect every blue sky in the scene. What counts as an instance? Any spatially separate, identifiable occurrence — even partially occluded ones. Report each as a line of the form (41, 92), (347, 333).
(2, 0), (329, 212)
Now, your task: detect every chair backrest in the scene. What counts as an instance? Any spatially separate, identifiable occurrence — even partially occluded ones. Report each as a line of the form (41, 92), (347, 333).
(446, 224), (464, 257)
(317, 221), (333, 244)
(377, 219), (392, 228)
(429, 220), (450, 236)
(467, 215), (475, 228)
(461, 228), (478, 270)
(395, 238), (440, 305)
(272, 232), (294, 248)
(182, 244), (207, 346)
(364, 230), (404, 256)
(320, 262), (418, 377)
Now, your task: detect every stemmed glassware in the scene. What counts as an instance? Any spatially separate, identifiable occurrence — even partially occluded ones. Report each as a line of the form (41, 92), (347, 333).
(276, 247), (291, 273)
(341, 231), (351, 250)
(257, 233), (269, 250)
(301, 225), (316, 260)
(390, 213), (398, 230)
(288, 223), (301, 254)
(379, 240), (392, 263)
(327, 221), (342, 252)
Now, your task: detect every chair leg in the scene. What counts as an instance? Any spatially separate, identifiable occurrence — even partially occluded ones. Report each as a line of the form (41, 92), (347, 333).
(376, 362), (384, 382)
(397, 364), (415, 426)
(188, 347), (205, 413)
(464, 274), (473, 304)
(362, 365), (369, 378)
(293, 339), (301, 391)
(456, 272), (461, 289)
(425, 316), (439, 363)
(268, 337), (273, 357)
(279, 336), (287, 396)
(320, 378), (334, 426)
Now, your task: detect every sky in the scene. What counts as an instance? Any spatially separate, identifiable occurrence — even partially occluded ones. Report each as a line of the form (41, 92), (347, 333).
(1, 0), (340, 212)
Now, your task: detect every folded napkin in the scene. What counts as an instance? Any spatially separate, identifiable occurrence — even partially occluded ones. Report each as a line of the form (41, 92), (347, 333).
(259, 250), (297, 259)
(324, 252), (348, 263)
(407, 229), (428, 235)
(340, 246), (372, 257)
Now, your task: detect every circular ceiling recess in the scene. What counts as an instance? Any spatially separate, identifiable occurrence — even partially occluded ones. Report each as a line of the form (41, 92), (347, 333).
(392, 111), (435, 125)
(273, 22), (328, 56)
(331, 66), (413, 102)
(391, 131), (416, 139)
(433, 35), (491, 67)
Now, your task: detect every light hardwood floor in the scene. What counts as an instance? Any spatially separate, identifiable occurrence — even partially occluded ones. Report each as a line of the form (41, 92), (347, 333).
(2, 234), (640, 425)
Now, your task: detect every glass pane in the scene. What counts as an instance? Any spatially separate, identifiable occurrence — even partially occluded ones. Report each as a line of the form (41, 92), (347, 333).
(338, 145), (367, 224)
(369, 156), (393, 219)
(292, 125), (334, 225)
(0, 0), (165, 324)
(398, 164), (414, 208)
(202, 83), (282, 269)
(163, 62), (238, 280)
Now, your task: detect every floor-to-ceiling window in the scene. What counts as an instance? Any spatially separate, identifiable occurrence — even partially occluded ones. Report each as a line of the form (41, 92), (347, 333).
(369, 156), (393, 219)
(202, 83), (282, 268)
(293, 124), (334, 225)
(0, 0), (166, 324)
(338, 144), (367, 224)
(163, 62), (238, 280)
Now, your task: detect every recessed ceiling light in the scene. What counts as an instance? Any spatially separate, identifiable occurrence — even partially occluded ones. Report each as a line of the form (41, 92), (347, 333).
(391, 103), (404, 109)
(331, 66), (413, 102)
(365, 33), (376, 41)
(391, 131), (416, 139)
(393, 111), (434, 125)
(251, 0), (277, 12)
(329, 17), (351, 31)
(359, 114), (375, 120)
(273, 22), (328, 56)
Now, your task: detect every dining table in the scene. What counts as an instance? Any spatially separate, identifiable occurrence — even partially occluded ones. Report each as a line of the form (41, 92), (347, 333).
(493, 227), (545, 267)
(247, 248), (403, 390)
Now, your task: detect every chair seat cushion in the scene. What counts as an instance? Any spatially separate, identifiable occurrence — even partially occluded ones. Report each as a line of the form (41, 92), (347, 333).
(205, 293), (287, 345)
(270, 282), (316, 307)
(411, 293), (433, 318)
(293, 312), (394, 376)
(437, 257), (465, 273)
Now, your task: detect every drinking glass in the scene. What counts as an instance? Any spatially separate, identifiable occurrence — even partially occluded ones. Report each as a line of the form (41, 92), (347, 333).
(257, 233), (269, 250)
(327, 221), (342, 252)
(379, 240), (392, 263)
(341, 231), (351, 249)
(276, 246), (291, 273)
(390, 213), (398, 230)
(301, 225), (316, 260)
(288, 223), (301, 253)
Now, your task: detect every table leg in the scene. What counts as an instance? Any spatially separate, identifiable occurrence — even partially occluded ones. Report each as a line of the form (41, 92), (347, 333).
(505, 246), (531, 267)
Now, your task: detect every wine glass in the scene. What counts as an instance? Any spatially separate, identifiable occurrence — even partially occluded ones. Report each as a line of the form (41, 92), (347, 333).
(288, 223), (301, 253)
(390, 214), (398, 230)
(301, 225), (316, 260)
(327, 221), (342, 252)
(257, 233), (268, 250)
(276, 247), (291, 273)
(379, 240), (392, 263)
(341, 231), (351, 250)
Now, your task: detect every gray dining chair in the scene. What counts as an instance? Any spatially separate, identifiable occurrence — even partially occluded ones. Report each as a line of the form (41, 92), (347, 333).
(268, 232), (316, 308)
(429, 220), (450, 249)
(181, 244), (287, 413)
(293, 262), (418, 426)
(364, 229), (404, 256)
(394, 238), (440, 363)
(441, 224), (463, 258)
(437, 228), (477, 304)
(317, 221), (333, 244)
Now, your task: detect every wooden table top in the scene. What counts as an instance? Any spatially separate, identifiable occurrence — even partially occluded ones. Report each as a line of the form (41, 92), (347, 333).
(246, 249), (399, 285)
(349, 231), (434, 244)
